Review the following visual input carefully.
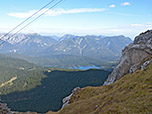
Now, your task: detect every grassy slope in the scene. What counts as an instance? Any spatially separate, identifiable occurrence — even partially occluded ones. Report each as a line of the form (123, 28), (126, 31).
(47, 62), (152, 114)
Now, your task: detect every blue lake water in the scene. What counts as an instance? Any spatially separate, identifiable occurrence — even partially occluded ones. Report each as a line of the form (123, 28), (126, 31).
(72, 66), (101, 70)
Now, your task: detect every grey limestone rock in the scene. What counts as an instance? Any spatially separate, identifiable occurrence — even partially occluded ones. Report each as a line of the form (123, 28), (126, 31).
(61, 87), (81, 109)
(104, 30), (152, 85)
(141, 59), (152, 70)
(0, 102), (13, 114)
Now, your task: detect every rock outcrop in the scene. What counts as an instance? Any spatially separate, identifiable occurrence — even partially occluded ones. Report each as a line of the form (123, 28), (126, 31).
(0, 102), (39, 114)
(0, 102), (14, 114)
(141, 59), (152, 70)
(104, 30), (152, 85)
(61, 87), (81, 109)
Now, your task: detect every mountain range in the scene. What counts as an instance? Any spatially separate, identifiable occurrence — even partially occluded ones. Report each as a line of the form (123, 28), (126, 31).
(0, 30), (151, 114)
(0, 33), (132, 58)
(0, 33), (132, 68)
(43, 35), (132, 59)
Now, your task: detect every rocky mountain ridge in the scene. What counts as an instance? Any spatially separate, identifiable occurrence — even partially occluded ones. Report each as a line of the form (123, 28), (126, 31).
(0, 33), (57, 54)
(104, 30), (152, 85)
(44, 35), (132, 59)
(0, 33), (132, 60)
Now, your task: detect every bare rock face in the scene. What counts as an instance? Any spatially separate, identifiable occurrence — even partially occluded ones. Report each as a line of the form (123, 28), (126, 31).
(0, 102), (13, 114)
(104, 30), (152, 85)
(61, 87), (81, 109)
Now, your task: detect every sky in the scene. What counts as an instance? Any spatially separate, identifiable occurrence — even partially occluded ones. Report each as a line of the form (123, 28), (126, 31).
(0, 0), (152, 39)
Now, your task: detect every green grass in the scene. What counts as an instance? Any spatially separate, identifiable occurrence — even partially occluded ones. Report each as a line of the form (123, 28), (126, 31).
(51, 62), (152, 114)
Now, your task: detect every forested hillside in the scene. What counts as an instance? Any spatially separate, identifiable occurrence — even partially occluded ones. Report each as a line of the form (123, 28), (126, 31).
(1, 69), (110, 113)
(7, 54), (114, 69)
(0, 54), (111, 113)
(0, 54), (46, 95)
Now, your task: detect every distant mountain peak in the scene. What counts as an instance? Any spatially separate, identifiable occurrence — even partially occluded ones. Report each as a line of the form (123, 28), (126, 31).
(0, 33), (132, 60)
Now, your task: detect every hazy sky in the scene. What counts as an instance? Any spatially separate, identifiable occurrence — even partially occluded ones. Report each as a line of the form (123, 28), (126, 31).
(0, 0), (152, 39)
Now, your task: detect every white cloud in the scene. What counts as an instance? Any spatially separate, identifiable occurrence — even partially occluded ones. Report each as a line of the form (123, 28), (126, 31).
(22, 22), (152, 40)
(130, 22), (152, 27)
(109, 4), (116, 8)
(121, 2), (130, 6)
(130, 24), (143, 27)
(8, 8), (106, 18)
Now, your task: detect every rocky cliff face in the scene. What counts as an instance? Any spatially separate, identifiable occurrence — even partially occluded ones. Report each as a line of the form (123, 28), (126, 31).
(61, 87), (81, 109)
(0, 102), (13, 114)
(104, 30), (152, 85)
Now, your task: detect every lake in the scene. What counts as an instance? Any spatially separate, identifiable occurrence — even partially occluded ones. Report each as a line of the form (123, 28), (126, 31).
(71, 65), (101, 70)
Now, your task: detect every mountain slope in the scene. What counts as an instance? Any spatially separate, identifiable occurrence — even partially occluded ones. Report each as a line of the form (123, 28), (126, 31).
(0, 54), (46, 95)
(47, 62), (152, 114)
(44, 35), (132, 60)
(101, 35), (132, 56)
(6, 54), (114, 69)
(0, 40), (15, 53)
(1, 33), (132, 68)
(45, 30), (152, 114)
(1, 69), (110, 113)
(0, 54), (111, 113)
(0, 33), (57, 55)
(0, 33), (132, 60)
(14, 33), (57, 55)
(0, 31), (151, 114)
(104, 30), (152, 85)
